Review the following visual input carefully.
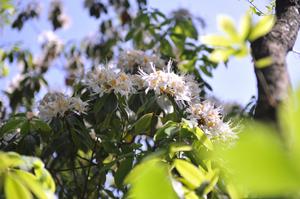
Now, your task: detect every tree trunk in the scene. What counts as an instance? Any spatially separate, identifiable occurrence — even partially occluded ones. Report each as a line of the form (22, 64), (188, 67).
(251, 0), (300, 123)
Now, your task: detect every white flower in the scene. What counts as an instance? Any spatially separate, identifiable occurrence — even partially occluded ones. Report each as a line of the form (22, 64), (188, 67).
(69, 97), (88, 114)
(38, 92), (70, 121)
(184, 74), (202, 102)
(139, 62), (200, 102)
(38, 92), (87, 121)
(118, 50), (165, 74)
(187, 100), (237, 141)
(85, 65), (136, 98)
(131, 74), (145, 90)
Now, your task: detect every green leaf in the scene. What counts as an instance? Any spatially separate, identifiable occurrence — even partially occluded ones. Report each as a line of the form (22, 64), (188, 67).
(170, 143), (192, 154)
(34, 167), (56, 192)
(239, 12), (252, 40)
(234, 44), (249, 58)
(160, 38), (174, 57)
(209, 48), (235, 63)
(1, 64), (9, 76)
(218, 15), (239, 41)
(5, 173), (32, 199)
(201, 35), (232, 47)
(31, 118), (51, 133)
(249, 15), (275, 41)
(255, 56), (273, 68)
(125, 159), (178, 199)
(0, 151), (22, 170)
(134, 113), (153, 135)
(174, 159), (204, 189)
(14, 170), (49, 199)
(0, 116), (26, 136)
(216, 122), (300, 196)
(114, 157), (133, 188)
(280, 89), (300, 172)
(154, 121), (178, 141)
(125, 28), (136, 41)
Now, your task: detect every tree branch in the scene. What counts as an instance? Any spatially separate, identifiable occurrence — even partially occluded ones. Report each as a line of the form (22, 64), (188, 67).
(251, 0), (300, 123)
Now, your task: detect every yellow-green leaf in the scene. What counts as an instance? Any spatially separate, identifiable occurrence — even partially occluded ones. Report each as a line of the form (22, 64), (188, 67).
(218, 15), (239, 41)
(5, 173), (32, 199)
(239, 12), (252, 40)
(125, 159), (178, 199)
(249, 15), (275, 41)
(174, 159), (204, 189)
(234, 44), (249, 58)
(255, 56), (273, 68)
(201, 35), (232, 47)
(14, 170), (48, 199)
(209, 48), (235, 63)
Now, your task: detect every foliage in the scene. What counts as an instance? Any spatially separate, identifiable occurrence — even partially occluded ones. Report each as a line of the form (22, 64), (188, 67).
(201, 12), (275, 65)
(0, 151), (55, 199)
(214, 88), (300, 198)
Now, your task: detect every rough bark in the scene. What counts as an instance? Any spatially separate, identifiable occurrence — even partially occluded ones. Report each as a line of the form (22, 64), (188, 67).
(251, 0), (300, 123)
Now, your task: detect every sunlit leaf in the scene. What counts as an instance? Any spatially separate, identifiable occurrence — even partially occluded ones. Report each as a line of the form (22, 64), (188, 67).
(125, 159), (178, 199)
(209, 48), (235, 63)
(239, 12), (252, 40)
(201, 35), (232, 47)
(249, 15), (275, 41)
(5, 173), (32, 199)
(218, 15), (239, 42)
(280, 88), (300, 172)
(14, 170), (49, 199)
(174, 159), (204, 189)
(255, 56), (273, 68)
(216, 122), (300, 196)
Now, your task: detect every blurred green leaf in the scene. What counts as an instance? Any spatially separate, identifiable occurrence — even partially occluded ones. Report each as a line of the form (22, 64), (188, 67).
(280, 89), (300, 172)
(216, 122), (300, 197)
(0, 151), (22, 171)
(255, 56), (273, 68)
(174, 159), (204, 189)
(239, 12), (252, 40)
(14, 170), (49, 199)
(0, 116), (26, 136)
(249, 15), (275, 41)
(218, 15), (239, 42)
(201, 35), (232, 47)
(125, 159), (178, 199)
(5, 173), (32, 199)
(209, 48), (235, 63)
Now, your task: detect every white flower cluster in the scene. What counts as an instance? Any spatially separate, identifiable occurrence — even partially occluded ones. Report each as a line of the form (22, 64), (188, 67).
(118, 50), (165, 74)
(85, 65), (137, 98)
(139, 62), (201, 102)
(187, 100), (237, 141)
(82, 50), (236, 141)
(38, 92), (88, 122)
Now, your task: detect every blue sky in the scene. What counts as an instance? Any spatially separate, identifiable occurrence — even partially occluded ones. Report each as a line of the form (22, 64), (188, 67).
(1, 0), (300, 106)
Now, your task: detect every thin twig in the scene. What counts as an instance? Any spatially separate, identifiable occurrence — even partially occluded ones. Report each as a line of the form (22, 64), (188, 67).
(292, 49), (300, 55)
(246, 0), (266, 15)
